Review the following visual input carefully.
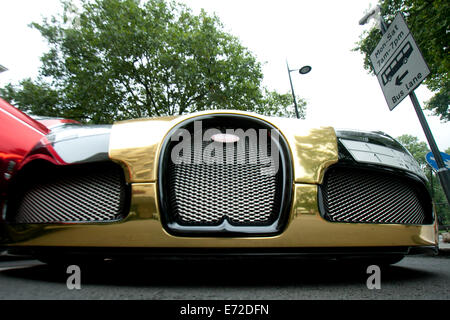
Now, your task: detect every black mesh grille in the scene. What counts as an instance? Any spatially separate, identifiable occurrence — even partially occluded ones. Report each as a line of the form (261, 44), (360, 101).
(12, 163), (127, 223)
(159, 115), (292, 234)
(321, 167), (431, 224)
(168, 140), (281, 225)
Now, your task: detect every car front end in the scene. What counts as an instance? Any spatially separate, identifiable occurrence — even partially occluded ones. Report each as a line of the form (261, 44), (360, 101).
(0, 110), (438, 264)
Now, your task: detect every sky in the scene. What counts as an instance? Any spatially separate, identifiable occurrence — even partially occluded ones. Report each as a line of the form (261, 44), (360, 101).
(0, 0), (448, 151)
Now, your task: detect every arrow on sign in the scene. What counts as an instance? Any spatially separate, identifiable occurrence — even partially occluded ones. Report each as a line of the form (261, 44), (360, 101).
(395, 70), (409, 86)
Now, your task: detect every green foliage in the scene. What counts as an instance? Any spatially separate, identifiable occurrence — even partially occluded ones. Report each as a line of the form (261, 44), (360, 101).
(0, 79), (61, 117)
(354, 0), (449, 122)
(427, 82), (449, 122)
(396, 134), (429, 168)
(0, 0), (304, 123)
(255, 89), (306, 119)
(396, 134), (450, 224)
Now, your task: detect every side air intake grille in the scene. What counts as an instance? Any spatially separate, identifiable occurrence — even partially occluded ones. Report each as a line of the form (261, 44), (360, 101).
(321, 167), (432, 225)
(12, 162), (128, 223)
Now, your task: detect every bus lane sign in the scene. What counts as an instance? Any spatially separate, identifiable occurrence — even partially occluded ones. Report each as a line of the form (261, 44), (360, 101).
(370, 13), (430, 111)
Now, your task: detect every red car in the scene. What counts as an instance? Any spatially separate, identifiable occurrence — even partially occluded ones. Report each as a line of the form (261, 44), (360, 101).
(0, 98), (82, 206)
(0, 99), (48, 198)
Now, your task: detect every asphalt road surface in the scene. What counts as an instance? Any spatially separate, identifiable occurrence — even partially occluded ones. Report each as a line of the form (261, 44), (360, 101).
(0, 255), (449, 300)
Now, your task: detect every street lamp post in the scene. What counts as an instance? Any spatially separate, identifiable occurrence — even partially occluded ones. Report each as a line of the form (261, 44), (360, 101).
(286, 60), (311, 119)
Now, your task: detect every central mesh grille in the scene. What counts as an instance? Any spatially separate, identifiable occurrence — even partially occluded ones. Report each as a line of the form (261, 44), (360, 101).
(163, 117), (287, 228)
(168, 140), (280, 225)
(13, 163), (127, 223)
(321, 167), (430, 224)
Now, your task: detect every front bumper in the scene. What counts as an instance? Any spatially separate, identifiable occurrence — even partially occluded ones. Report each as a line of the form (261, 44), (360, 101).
(1, 183), (437, 249)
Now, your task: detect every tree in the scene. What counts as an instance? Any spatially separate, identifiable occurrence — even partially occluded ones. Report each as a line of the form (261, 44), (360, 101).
(354, 0), (449, 122)
(397, 134), (450, 224)
(396, 134), (429, 168)
(0, 0), (304, 123)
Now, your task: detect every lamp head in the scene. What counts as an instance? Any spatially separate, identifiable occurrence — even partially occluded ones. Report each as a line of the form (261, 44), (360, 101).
(299, 66), (311, 75)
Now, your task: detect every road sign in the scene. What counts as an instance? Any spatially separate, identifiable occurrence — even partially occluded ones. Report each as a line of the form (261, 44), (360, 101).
(370, 13), (430, 111)
(426, 152), (450, 172)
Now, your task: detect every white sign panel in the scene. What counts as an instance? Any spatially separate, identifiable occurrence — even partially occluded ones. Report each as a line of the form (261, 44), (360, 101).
(376, 33), (430, 110)
(369, 13), (430, 111)
(370, 13), (410, 75)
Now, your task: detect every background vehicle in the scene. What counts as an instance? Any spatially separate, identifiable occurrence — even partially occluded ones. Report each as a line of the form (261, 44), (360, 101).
(0, 98), (80, 199)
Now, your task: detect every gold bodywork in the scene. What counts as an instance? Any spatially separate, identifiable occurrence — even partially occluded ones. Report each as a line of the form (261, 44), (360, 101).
(2, 110), (437, 249)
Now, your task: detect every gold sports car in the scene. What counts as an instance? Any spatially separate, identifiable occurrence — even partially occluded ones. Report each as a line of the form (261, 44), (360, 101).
(0, 105), (438, 265)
